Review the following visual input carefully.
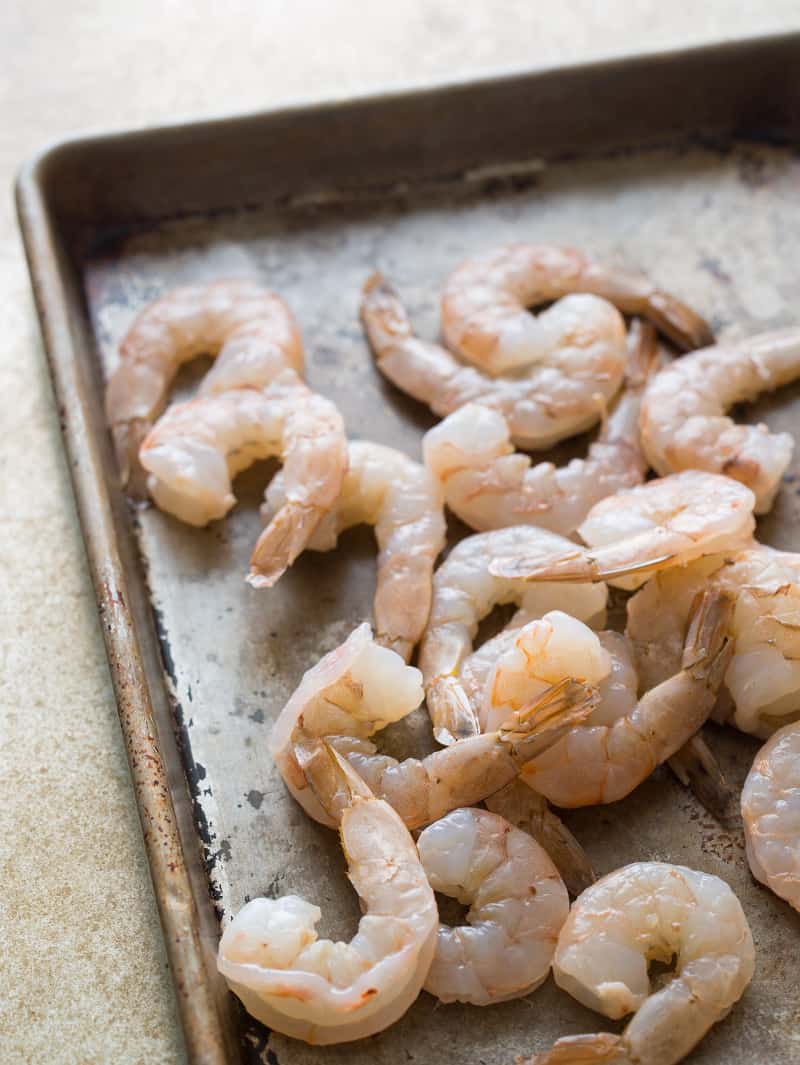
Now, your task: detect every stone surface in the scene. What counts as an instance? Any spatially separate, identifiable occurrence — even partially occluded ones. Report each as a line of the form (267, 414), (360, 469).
(1, 4), (798, 1063)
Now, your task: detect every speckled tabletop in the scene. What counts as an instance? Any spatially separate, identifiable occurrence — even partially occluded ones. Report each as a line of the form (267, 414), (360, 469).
(2, 4), (799, 1063)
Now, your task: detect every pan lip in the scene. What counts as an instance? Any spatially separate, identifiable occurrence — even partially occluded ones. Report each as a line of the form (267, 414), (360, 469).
(14, 27), (800, 200)
(13, 26), (800, 1064)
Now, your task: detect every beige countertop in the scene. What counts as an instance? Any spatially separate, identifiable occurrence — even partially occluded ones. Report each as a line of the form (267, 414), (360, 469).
(2, 4), (799, 1063)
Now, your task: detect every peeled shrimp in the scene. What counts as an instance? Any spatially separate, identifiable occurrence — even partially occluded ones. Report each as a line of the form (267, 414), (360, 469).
(105, 280), (303, 490)
(361, 273), (627, 451)
(525, 862), (755, 1065)
(482, 611), (612, 734)
(270, 623), (425, 827)
(417, 807), (569, 1005)
(139, 369), (347, 588)
(640, 327), (800, 512)
(470, 620), (728, 821)
(517, 590), (734, 807)
(423, 320), (656, 535)
(262, 440), (446, 661)
(627, 543), (800, 737)
(218, 745), (438, 1044)
(489, 470), (756, 589)
(440, 243), (710, 375)
(741, 721), (800, 911)
(270, 623), (597, 831)
(418, 526), (608, 744)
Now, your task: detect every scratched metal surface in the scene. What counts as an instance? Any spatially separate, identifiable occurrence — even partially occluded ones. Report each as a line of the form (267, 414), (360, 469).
(84, 141), (800, 1063)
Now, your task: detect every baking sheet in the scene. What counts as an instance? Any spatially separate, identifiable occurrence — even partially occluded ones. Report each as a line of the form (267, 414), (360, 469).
(80, 139), (800, 1063)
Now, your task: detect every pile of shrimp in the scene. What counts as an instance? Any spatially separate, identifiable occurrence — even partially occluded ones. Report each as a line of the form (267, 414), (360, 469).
(105, 245), (800, 1061)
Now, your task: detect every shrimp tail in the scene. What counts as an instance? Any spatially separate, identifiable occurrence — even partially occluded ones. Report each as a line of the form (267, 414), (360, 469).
(623, 319), (660, 388)
(681, 588), (735, 684)
(488, 546), (675, 583)
(535, 807), (596, 897)
(294, 738), (373, 823)
(112, 419), (151, 498)
(640, 289), (714, 353)
(360, 271), (414, 354)
(248, 502), (322, 588)
(518, 1033), (632, 1065)
(500, 678), (599, 760)
(427, 675), (482, 745)
(668, 731), (738, 829)
(487, 780), (595, 897)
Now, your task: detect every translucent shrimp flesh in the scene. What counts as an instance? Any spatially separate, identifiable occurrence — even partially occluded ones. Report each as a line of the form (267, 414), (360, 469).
(470, 621), (731, 823)
(217, 745), (438, 1044)
(741, 721), (800, 912)
(640, 327), (800, 512)
(626, 543), (800, 737)
(269, 623), (598, 831)
(417, 807), (569, 1005)
(481, 610), (613, 735)
(517, 590), (734, 807)
(422, 320), (657, 535)
(138, 370), (347, 588)
(440, 243), (711, 375)
(262, 440), (446, 661)
(418, 525), (608, 744)
(361, 272), (628, 451)
(524, 862), (755, 1065)
(105, 280), (303, 491)
(489, 471), (756, 589)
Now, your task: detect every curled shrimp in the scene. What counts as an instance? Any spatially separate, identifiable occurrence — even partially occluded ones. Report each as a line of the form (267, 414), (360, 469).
(417, 807), (569, 1005)
(218, 745), (438, 1044)
(139, 369), (347, 588)
(489, 471), (756, 589)
(641, 327), (800, 512)
(741, 721), (800, 912)
(469, 619), (730, 823)
(481, 611), (612, 735)
(105, 280), (303, 491)
(423, 320), (657, 536)
(262, 440), (446, 661)
(440, 243), (710, 375)
(270, 623), (597, 831)
(361, 273), (628, 451)
(626, 543), (800, 737)
(517, 590), (734, 807)
(418, 526), (608, 744)
(524, 862), (755, 1065)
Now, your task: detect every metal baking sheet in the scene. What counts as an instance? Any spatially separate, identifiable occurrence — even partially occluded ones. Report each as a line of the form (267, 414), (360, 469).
(16, 33), (800, 1065)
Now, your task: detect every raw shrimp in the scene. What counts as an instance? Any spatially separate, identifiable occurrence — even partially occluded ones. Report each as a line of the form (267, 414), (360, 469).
(105, 280), (303, 490)
(741, 721), (800, 911)
(270, 623), (425, 826)
(473, 614), (730, 816)
(418, 526), (608, 744)
(482, 610), (612, 734)
(361, 273), (628, 451)
(626, 543), (800, 737)
(489, 471), (756, 589)
(423, 320), (656, 535)
(262, 440), (446, 661)
(139, 369), (347, 588)
(518, 590), (734, 807)
(441, 243), (710, 375)
(417, 808), (569, 1005)
(270, 623), (598, 830)
(640, 327), (800, 512)
(524, 862), (755, 1065)
(218, 745), (438, 1044)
